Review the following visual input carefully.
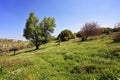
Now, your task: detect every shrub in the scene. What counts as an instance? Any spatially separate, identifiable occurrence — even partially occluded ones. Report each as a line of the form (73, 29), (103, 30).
(81, 22), (101, 41)
(101, 27), (113, 34)
(113, 33), (120, 42)
(57, 29), (74, 41)
(76, 31), (82, 38)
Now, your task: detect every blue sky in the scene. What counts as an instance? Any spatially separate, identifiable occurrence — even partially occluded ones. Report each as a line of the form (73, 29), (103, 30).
(0, 0), (120, 40)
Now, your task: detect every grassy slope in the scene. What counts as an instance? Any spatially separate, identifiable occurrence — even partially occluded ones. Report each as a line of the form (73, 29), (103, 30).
(0, 35), (120, 80)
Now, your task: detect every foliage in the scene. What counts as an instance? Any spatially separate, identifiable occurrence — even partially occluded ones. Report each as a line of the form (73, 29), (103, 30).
(23, 12), (56, 49)
(81, 22), (101, 41)
(76, 31), (82, 38)
(113, 32), (120, 42)
(101, 27), (113, 34)
(57, 29), (74, 41)
(39, 17), (56, 43)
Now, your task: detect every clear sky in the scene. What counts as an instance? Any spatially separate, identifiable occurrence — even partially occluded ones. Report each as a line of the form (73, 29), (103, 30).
(0, 0), (120, 40)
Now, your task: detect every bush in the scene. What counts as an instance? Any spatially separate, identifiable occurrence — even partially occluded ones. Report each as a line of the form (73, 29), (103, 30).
(113, 33), (120, 42)
(101, 27), (113, 34)
(81, 22), (101, 41)
(76, 31), (82, 38)
(57, 29), (74, 41)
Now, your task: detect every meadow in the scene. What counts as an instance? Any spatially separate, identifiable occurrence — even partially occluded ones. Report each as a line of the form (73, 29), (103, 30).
(0, 34), (120, 80)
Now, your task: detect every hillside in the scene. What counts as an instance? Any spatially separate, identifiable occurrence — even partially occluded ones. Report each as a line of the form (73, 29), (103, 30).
(0, 35), (120, 80)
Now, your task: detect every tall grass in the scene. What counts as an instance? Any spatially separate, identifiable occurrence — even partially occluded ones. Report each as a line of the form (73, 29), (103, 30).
(0, 34), (120, 80)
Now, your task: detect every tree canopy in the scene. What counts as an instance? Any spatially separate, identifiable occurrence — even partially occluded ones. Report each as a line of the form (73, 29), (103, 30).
(57, 29), (74, 41)
(81, 22), (101, 41)
(23, 12), (56, 50)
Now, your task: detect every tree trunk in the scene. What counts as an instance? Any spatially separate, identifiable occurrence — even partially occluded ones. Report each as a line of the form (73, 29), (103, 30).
(35, 44), (39, 50)
(14, 51), (16, 55)
(35, 41), (40, 50)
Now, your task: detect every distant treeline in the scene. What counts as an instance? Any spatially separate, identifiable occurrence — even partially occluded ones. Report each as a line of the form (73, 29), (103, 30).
(57, 22), (120, 42)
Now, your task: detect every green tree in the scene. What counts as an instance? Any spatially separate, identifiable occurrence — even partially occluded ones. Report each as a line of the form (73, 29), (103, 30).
(40, 17), (56, 43)
(57, 29), (73, 41)
(23, 12), (56, 50)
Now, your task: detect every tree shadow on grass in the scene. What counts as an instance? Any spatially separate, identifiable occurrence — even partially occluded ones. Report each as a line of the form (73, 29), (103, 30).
(10, 47), (46, 56)
(10, 49), (35, 56)
(24, 49), (36, 53)
(10, 51), (23, 56)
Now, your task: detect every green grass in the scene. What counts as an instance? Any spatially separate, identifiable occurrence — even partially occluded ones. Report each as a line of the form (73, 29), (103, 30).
(0, 35), (120, 80)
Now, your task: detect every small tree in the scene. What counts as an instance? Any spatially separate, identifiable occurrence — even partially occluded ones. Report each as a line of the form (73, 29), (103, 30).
(57, 29), (73, 41)
(23, 12), (56, 50)
(81, 22), (101, 41)
(76, 31), (82, 38)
